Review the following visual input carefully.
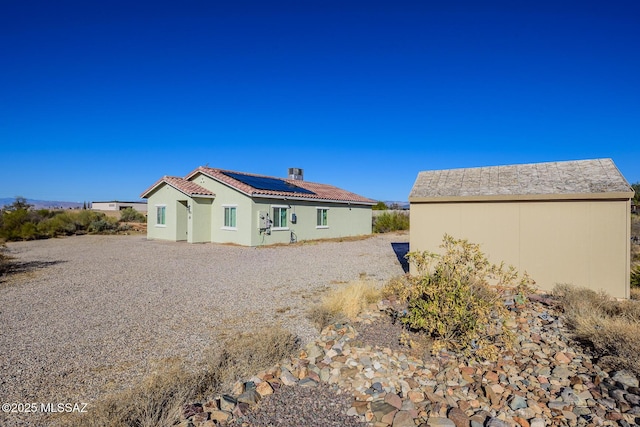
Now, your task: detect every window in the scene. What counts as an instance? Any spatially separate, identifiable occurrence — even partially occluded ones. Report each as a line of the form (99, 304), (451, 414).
(317, 208), (328, 228)
(156, 205), (166, 226)
(272, 206), (288, 229)
(223, 206), (237, 229)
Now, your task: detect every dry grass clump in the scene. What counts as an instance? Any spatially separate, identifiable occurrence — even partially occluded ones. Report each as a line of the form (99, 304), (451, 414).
(554, 284), (640, 376)
(60, 326), (298, 427)
(308, 280), (381, 330)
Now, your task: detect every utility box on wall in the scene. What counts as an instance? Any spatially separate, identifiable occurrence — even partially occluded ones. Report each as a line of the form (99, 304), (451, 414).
(258, 211), (270, 230)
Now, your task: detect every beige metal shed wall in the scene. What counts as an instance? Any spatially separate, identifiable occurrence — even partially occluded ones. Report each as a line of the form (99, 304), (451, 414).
(410, 199), (630, 298)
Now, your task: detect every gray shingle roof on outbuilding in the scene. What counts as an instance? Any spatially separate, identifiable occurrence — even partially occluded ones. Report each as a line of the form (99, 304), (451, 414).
(409, 158), (633, 201)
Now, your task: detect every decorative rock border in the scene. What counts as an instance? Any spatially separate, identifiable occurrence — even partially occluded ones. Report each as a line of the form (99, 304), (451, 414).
(181, 297), (640, 427)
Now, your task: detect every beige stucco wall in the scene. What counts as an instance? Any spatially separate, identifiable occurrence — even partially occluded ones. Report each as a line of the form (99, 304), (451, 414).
(410, 199), (631, 298)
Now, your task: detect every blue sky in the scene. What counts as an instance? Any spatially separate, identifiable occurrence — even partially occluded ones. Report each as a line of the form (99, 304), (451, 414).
(1, 0), (638, 203)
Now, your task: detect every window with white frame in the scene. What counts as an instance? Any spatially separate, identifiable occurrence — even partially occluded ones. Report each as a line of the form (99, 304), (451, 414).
(156, 205), (166, 226)
(272, 206), (288, 229)
(223, 206), (237, 229)
(316, 208), (328, 228)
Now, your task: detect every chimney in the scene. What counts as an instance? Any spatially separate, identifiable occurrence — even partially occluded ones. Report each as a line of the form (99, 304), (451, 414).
(288, 167), (303, 181)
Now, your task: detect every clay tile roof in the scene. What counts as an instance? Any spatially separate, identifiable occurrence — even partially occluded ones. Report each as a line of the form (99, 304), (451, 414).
(140, 176), (215, 199)
(187, 167), (376, 205)
(410, 158), (634, 201)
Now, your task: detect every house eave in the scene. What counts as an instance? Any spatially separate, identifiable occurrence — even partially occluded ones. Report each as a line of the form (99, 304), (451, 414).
(251, 193), (376, 206)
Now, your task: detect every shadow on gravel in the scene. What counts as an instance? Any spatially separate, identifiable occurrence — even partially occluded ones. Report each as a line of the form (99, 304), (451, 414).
(0, 259), (66, 283)
(391, 242), (410, 273)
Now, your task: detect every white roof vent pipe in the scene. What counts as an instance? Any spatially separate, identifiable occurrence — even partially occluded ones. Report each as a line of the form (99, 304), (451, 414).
(288, 168), (303, 181)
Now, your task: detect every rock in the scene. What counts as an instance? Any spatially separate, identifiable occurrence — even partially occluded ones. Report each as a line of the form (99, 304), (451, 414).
(509, 395), (528, 410)
(182, 403), (203, 419)
(219, 394), (236, 412)
(385, 393), (403, 410)
(280, 368), (298, 386)
(552, 366), (572, 379)
(612, 371), (639, 388)
(486, 418), (510, 427)
(408, 390), (425, 403)
(392, 410), (417, 427)
(298, 378), (318, 387)
(209, 410), (231, 423)
(256, 381), (274, 397)
(554, 352), (571, 364)
(426, 417), (456, 426)
(371, 400), (398, 422)
(236, 389), (261, 405)
(512, 416), (529, 427)
(447, 407), (470, 427)
(232, 402), (250, 418)
(529, 418), (545, 427)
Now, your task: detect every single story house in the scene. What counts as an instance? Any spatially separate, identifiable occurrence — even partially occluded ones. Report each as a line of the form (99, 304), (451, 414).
(92, 201), (148, 212)
(140, 167), (375, 246)
(409, 158), (634, 298)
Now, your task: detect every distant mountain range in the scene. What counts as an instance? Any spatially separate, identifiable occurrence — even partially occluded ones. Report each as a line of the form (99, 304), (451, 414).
(383, 201), (410, 209)
(0, 198), (83, 210)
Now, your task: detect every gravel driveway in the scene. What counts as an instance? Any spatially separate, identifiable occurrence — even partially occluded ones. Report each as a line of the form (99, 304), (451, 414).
(0, 233), (407, 425)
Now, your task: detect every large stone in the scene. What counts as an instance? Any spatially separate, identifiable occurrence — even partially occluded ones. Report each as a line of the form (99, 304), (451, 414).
(371, 400), (398, 422)
(447, 407), (470, 427)
(209, 410), (232, 423)
(237, 389), (261, 405)
(256, 381), (274, 397)
(280, 368), (298, 386)
(385, 393), (403, 410)
(426, 417), (456, 426)
(529, 419), (545, 427)
(612, 371), (639, 388)
(486, 418), (510, 427)
(392, 410), (417, 427)
(509, 395), (527, 410)
(219, 394), (237, 412)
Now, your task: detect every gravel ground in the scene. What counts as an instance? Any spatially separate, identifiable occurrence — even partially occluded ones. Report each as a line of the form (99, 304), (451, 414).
(0, 233), (407, 426)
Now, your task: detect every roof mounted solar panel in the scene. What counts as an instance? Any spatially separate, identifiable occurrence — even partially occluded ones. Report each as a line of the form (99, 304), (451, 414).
(222, 172), (316, 195)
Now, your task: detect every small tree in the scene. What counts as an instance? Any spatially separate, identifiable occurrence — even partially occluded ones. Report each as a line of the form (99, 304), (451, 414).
(373, 201), (388, 210)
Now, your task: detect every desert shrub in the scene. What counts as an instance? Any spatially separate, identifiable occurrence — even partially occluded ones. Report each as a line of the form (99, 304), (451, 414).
(0, 208), (32, 240)
(88, 218), (118, 233)
(554, 284), (640, 376)
(308, 280), (381, 330)
(37, 213), (77, 237)
(120, 207), (146, 223)
(74, 210), (106, 228)
(383, 235), (534, 359)
(63, 326), (298, 427)
(373, 211), (409, 233)
(631, 265), (640, 288)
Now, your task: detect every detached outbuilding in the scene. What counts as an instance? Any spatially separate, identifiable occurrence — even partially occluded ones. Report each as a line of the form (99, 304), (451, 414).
(409, 158), (634, 298)
(141, 167), (375, 246)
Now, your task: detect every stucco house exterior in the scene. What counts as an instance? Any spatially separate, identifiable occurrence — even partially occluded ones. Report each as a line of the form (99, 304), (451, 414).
(141, 167), (375, 246)
(409, 158), (634, 298)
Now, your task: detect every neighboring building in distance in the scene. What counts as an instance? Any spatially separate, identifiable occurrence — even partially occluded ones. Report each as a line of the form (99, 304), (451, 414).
(92, 201), (148, 212)
(409, 158), (634, 299)
(140, 167), (375, 246)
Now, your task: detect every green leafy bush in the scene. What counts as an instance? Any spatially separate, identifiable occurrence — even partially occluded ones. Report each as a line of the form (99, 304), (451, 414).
(383, 235), (535, 359)
(373, 211), (409, 233)
(119, 207), (146, 223)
